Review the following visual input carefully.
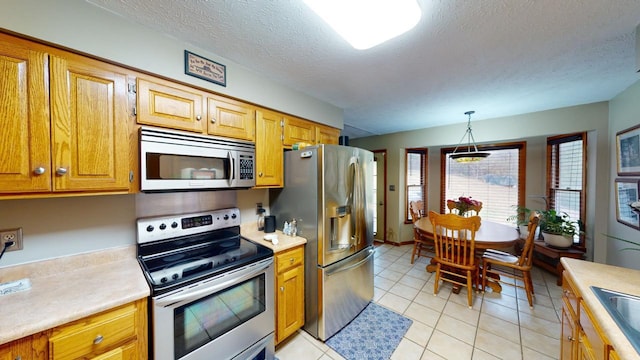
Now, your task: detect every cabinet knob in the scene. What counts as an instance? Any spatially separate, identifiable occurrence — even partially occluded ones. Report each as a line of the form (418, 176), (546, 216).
(93, 334), (104, 344)
(33, 167), (46, 175)
(259, 172), (263, 177)
(211, 117), (216, 123)
(56, 167), (68, 176)
(290, 258), (295, 263)
(280, 286), (284, 292)
(15, 356), (22, 360)
(196, 115), (202, 121)
(567, 336), (574, 341)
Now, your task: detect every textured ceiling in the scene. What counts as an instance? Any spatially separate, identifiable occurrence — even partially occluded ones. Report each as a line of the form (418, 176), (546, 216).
(87, 0), (640, 139)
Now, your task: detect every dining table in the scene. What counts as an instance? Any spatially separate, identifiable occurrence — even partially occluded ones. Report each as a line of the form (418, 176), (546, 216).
(413, 216), (520, 293)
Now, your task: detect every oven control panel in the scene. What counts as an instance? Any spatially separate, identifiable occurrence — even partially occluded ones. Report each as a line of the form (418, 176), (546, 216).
(137, 208), (241, 244)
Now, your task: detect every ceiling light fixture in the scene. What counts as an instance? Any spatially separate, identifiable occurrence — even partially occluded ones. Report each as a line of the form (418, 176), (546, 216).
(303, 0), (422, 50)
(450, 111), (491, 163)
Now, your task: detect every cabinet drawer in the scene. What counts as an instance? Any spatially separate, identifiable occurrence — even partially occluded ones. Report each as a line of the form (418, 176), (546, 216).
(49, 304), (137, 360)
(562, 273), (579, 316)
(276, 246), (304, 274)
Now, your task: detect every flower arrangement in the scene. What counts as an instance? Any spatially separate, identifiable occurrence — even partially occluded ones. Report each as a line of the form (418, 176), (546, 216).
(447, 196), (482, 216)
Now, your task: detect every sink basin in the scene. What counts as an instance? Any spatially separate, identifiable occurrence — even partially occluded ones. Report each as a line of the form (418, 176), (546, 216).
(591, 286), (640, 354)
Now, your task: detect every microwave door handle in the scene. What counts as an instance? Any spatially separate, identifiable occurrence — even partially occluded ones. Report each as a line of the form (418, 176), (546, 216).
(227, 151), (235, 186)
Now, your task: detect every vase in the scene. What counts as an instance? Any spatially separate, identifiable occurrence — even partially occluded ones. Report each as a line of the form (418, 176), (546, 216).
(542, 231), (573, 248)
(518, 224), (529, 240)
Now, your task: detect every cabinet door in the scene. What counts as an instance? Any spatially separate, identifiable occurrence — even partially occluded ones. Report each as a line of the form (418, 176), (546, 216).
(315, 125), (340, 145)
(255, 109), (283, 187)
(136, 77), (205, 133)
(0, 336), (32, 360)
(276, 262), (304, 343)
(49, 54), (130, 191)
(561, 307), (576, 360)
(0, 34), (51, 193)
(207, 95), (255, 141)
(282, 116), (315, 146)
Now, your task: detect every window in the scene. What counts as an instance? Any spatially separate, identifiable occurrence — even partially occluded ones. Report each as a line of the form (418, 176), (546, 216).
(405, 148), (427, 223)
(441, 142), (525, 225)
(547, 133), (586, 249)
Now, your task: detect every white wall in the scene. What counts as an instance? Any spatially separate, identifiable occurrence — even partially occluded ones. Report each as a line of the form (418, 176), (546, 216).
(0, 0), (342, 128)
(608, 80), (640, 269)
(352, 102), (609, 264)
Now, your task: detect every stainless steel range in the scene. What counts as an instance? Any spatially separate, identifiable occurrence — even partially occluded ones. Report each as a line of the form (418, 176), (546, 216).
(136, 208), (275, 360)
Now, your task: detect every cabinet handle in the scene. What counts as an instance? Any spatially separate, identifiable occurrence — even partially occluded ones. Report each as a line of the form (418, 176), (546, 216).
(56, 167), (68, 176)
(196, 115), (202, 121)
(93, 334), (104, 344)
(33, 167), (46, 175)
(280, 286), (284, 292)
(211, 117), (216, 123)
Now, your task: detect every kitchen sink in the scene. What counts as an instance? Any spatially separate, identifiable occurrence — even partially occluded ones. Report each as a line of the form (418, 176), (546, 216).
(591, 286), (640, 354)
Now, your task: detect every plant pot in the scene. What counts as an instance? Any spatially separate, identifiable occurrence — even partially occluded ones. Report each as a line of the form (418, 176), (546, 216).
(518, 224), (529, 240)
(542, 231), (573, 249)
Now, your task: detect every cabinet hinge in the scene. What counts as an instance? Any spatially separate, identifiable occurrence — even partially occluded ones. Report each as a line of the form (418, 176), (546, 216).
(280, 119), (284, 127)
(133, 106), (137, 116)
(128, 83), (137, 94)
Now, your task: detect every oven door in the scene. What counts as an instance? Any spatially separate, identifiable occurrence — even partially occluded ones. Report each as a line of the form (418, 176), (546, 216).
(140, 127), (255, 191)
(152, 258), (274, 360)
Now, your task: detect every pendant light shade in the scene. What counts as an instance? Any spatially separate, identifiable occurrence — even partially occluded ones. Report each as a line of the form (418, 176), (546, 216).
(450, 111), (490, 163)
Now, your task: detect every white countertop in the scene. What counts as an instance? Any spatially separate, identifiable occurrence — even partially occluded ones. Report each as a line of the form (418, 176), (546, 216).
(561, 258), (640, 360)
(0, 246), (150, 345)
(241, 223), (307, 252)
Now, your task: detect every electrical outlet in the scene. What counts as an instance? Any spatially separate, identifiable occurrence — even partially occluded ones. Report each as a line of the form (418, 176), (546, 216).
(0, 228), (23, 252)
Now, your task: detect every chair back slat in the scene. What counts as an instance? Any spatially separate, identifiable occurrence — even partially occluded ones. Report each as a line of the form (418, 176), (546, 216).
(518, 211), (541, 267)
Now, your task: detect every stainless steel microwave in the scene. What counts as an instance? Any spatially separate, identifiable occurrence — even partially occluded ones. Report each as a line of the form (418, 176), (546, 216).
(139, 126), (255, 191)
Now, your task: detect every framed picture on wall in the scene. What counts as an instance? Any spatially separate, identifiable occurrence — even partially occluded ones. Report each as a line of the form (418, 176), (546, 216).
(616, 124), (640, 175)
(615, 178), (640, 230)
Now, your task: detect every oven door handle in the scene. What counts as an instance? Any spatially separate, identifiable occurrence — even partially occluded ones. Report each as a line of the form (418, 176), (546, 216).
(155, 259), (272, 307)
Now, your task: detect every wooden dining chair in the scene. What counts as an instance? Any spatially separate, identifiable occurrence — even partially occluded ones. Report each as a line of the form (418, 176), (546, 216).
(481, 211), (541, 308)
(409, 201), (434, 264)
(429, 211), (482, 308)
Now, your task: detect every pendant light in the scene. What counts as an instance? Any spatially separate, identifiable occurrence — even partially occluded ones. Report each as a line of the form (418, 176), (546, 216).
(450, 111), (490, 163)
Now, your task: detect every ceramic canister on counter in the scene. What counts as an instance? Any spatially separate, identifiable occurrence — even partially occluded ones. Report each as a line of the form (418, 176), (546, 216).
(264, 215), (276, 233)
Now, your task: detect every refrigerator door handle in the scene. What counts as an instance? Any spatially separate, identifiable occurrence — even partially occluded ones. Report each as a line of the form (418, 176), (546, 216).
(325, 248), (374, 277)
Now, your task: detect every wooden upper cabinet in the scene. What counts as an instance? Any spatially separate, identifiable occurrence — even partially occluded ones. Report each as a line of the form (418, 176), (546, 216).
(315, 124), (340, 145)
(207, 95), (255, 141)
(136, 77), (205, 133)
(49, 54), (131, 192)
(0, 35), (51, 193)
(255, 109), (283, 187)
(282, 116), (315, 146)
(0, 33), (131, 197)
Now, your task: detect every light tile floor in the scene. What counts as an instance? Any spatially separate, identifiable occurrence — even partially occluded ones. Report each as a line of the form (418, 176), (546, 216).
(275, 243), (563, 360)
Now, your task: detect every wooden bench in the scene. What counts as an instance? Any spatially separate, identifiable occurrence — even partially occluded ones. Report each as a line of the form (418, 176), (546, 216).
(532, 240), (585, 285)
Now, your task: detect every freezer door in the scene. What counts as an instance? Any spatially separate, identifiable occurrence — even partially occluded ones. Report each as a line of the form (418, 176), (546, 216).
(315, 246), (375, 341)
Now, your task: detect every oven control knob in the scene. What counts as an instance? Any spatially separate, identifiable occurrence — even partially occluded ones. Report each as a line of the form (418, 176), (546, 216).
(171, 222), (178, 229)
(223, 214), (229, 220)
(160, 277), (168, 283)
(146, 225), (154, 232)
(231, 213), (237, 219)
(159, 223), (167, 230)
(172, 273), (179, 280)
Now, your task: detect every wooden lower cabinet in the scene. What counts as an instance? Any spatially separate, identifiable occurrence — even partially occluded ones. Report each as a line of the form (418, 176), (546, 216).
(275, 246), (305, 344)
(0, 299), (146, 360)
(561, 273), (617, 360)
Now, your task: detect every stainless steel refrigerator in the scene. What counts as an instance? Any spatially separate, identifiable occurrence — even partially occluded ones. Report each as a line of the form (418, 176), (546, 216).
(270, 144), (375, 341)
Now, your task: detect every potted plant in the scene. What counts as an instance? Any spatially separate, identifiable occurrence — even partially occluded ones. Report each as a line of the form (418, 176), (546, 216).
(507, 205), (532, 239)
(539, 209), (578, 248)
